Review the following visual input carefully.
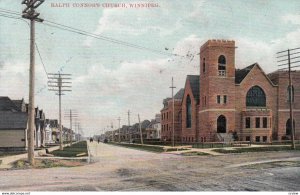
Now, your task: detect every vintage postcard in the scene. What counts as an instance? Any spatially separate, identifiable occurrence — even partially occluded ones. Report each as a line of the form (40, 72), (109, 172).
(0, 0), (299, 193)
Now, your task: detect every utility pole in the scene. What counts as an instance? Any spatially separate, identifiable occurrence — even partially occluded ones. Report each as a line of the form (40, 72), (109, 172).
(64, 109), (78, 145)
(138, 114), (144, 145)
(48, 73), (72, 150)
(22, 0), (44, 166)
(170, 77), (176, 147)
(277, 47), (300, 150)
(111, 123), (114, 142)
(128, 110), (131, 143)
(118, 117), (121, 143)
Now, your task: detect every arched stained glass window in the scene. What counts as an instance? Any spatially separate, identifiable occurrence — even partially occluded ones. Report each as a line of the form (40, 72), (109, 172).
(246, 86), (266, 107)
(186, 95), (192, 128)
(287, 85), (294, 102)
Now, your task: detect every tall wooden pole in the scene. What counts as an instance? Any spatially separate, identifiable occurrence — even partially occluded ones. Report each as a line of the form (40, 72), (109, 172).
(138, 114), (143, 145)
(27, 19), (35, 165)
(288, 49), (295, 150)
(170, 77), (176, 147)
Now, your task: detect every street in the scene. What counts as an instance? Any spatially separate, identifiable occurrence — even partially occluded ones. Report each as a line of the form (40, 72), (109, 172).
(0, 142), (300, 191)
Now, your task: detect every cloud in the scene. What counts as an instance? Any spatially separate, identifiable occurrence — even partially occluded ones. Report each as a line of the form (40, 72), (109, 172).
(282, 14), (300, 25)
(236, 26), (300, 73)
(83, 4), (185, 47)
(0, 61), (29, 99)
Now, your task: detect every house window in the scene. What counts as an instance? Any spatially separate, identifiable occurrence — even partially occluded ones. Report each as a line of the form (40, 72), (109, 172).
(263, 117), (267, 128)
(263, 136), (267, 142)
(245, 117), (251, 128)
(217, 95), (221, 104)
(246, 86), (266, 107)
(218, 55), (226, 76)
(256, 136), (260, 142)
(203, 58), (206, 73)
(186, 95), (192, 128)
(255, 117), (260, 128)
(287, 85), (294, 102)
(246, 136), (250, 141)
(224, 95), (227, 104)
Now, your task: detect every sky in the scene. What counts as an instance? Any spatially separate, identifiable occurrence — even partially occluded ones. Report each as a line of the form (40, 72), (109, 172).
(0, 0), (299, 137)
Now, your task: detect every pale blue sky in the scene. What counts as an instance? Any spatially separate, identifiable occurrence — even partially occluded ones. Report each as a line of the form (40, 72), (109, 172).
(0, 0), (299, 136)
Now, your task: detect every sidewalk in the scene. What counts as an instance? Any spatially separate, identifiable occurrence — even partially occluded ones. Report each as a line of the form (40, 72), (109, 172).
(0, 145), (61, 169)
(163, 144), (295, 156)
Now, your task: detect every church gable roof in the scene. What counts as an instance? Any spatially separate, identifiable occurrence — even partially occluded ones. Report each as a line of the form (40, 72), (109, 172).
(174, 88), (185, 99)
(235, 63), (276, 86)
(235, 64), (256, 84)
(186, 75), (200, 104)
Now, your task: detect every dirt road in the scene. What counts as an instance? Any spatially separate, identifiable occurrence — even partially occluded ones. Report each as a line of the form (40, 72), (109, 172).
(0, 142), (299, 191)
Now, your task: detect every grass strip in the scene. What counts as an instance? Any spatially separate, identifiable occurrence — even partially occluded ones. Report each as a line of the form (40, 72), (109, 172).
(51, 141), (88, 157)
(12, 158), (85, 169)
(108, 142), (165, 153)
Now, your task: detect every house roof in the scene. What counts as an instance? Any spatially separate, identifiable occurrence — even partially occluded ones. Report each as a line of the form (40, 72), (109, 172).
(0, 111), (28, 130)
(12, 99), (24, 111)
(235, 64), (256, 84)
(146, 119), (159, 129)
(141, 120), (151, 129)
(186, 75), (200, 104)
(0, 97), (20, 112)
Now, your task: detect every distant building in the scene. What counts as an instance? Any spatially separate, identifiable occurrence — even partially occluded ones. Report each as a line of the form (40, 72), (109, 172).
(146, 114), (161, 139)
(161, 88), (184, 142)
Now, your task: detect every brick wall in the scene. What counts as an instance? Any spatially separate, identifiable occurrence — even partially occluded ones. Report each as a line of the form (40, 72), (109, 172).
(181, 79), (199, 142)
(161, 99), (182, 142)
(235, 65), (277, 142)
(199, 39), (236, 141)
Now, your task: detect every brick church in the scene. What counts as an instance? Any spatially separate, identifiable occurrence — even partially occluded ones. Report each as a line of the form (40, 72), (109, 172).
(161, 39), (299, 143)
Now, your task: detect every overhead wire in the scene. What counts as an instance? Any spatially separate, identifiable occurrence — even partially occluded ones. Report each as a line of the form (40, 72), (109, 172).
(0, 8), (192, 58)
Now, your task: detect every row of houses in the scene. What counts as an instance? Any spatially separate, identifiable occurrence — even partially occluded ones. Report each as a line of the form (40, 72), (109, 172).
(102, 114), (161, 142)
(0, 96), (80, 151)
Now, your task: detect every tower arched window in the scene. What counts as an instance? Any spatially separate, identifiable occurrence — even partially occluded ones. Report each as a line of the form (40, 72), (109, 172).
(186, 95), (192, 128)
(246, 86), (266, 107)
(217, 115), (226, 133)
(287, 85), (294, 102)
(218, 55), (226, 76)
